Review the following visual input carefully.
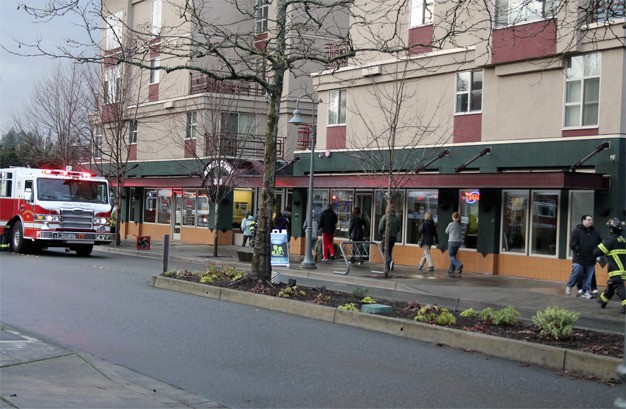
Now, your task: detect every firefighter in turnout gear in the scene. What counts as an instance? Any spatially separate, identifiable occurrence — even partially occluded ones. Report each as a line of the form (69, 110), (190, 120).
(595, 218), (626, 313)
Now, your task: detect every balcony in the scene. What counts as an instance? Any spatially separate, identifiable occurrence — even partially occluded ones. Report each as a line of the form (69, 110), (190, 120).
(205, 132), (284, 159)
(190, 73), (266, 97)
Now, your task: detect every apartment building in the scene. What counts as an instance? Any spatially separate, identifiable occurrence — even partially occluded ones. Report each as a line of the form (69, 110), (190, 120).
(287, 0), (626, 280)
(97, 0), (336, 245)
(102, 0), (625, 282)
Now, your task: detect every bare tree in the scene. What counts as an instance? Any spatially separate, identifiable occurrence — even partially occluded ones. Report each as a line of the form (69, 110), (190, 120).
(10, 61), (93, 168)
(169, 78), (267, 257)
(346, 60), (451, 276)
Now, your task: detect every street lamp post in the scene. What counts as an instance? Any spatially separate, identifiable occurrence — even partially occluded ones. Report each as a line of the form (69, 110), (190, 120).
(289, 95), (317, 269)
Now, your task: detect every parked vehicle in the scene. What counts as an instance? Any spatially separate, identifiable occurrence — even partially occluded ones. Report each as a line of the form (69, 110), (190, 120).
(0, 166), (113, 256)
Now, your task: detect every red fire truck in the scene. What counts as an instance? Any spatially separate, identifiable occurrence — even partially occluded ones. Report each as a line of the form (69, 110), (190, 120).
(0, 166), (113, 256)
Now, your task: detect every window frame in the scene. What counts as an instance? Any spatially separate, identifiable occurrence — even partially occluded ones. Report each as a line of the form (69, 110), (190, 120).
(129, 120), (138, 144)
(104, 66), (121, 104)
(410, 0), (434, 26)
(151, 0), (162, 35)
(563, 53), (601, 129)
(455, 70), (483, 114)
(186, 111), (198, 140)
(328, 89), (347, 125)
(105, 11), (123, 50)
(149, 58), (160, 84)
(255, 0), (269, 34)
(93, 126), (104, 159)
(494, 0), (557, 27)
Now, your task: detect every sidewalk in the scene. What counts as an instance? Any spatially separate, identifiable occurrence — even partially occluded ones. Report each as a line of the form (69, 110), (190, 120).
(99, 238), (626, 335)
(0, 324), (224, 409)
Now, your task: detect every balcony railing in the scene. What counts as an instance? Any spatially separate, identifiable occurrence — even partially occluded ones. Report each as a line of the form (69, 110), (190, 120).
(190, 73), (265, 97)
(590, 0), (625, 22)
(205, 132), (284, 159)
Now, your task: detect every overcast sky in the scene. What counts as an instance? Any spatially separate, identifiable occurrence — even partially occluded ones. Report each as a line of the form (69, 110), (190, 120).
(0, 0), (94, 135)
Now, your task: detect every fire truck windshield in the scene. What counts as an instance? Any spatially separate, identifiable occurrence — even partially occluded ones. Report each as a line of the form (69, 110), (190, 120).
(37, 178), (108, 204)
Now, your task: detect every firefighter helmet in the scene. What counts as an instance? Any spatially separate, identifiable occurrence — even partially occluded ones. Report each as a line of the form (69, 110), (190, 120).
(607, 218), (624, 232)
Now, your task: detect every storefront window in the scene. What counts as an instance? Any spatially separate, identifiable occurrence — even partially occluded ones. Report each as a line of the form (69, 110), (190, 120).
(407, 190), (438, 245)
(157, 188), (172, 224)
(531, 191), (559, 256)
(182, 189), (197, 226)
(144, 189), (156, 223)
(374, 191), (404, 241)
(331, 189), (354, 238)
(129, 187), (137, 223)
(568, 191), (594, 258)
(312, 189), (329, 224)
(502, 190), (528, 253)
(197, 189), (210, 227)
(459, 189), (479, 249)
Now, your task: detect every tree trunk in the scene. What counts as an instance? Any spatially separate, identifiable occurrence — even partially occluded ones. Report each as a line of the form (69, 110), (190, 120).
(213, 201), (219, 257)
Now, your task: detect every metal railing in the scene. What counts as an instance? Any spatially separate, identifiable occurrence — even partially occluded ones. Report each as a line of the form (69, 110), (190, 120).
(189, 73), (266, 97)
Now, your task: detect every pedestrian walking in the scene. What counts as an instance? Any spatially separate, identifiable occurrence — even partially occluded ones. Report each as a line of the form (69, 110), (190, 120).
(565, 214), (602, 299)
(379, 205), (401, 271)
(445, 211), (463, 276)
(596, 218), (626, 313)
(318, 204), (338, 261)
(240, 211), (255, 247)
(348, 207), (367, 264)
(418, 211), (438, 272)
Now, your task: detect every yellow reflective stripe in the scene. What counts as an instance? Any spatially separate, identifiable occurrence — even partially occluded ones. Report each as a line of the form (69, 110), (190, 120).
(610, 251), (625, 271)
(621, 299), (626, 307)
(601, 293), (609, 302)
(598, 243), (609, 254)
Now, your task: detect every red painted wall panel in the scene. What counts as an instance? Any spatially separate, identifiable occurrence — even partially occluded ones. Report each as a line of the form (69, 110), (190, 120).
(492, 19), (557, 64)
(326, 126), (346, 149)
(454, 113), (482, 143)
(408, 25), (434, 56)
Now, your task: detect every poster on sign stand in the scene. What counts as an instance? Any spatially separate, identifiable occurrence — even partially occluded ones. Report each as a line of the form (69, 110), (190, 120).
(270, 229), (289, 268)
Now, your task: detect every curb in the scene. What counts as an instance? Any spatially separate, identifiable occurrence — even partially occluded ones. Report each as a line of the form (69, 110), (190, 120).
(152, 276), (621, 382)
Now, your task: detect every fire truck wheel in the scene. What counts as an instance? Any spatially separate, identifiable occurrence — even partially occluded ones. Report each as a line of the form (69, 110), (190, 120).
(74, 244), (93, 257)
(10, 220), (26, 253)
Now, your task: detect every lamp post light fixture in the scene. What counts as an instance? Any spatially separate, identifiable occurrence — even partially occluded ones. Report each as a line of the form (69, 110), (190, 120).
(289, 94), (317, 269)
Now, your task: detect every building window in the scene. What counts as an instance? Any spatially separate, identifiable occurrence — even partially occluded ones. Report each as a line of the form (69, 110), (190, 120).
(105, 11), (123, 50)
(157, 188), (172, 224)
(501, 190), (559, 256)
(459, 189), (479, 249)
(144, 189), (157, 223)
(149, 58), (160, 84)
(530, 191), (559, 256)
(407, 190), (438, 245)
(93, 126), (104, 159)
(255, 0), (269, 34)
(197, 189), (210, 227)
(330, 189), (354, 238)
(129, 120), (138, 144)
(494, 0), (557, 27)
(328, 89), (347, 125)
(591, 0), (625, 22)
(564, 53), (601, 128)
(502, 190), (528, 253)
(186, 111), (198, 139)
(182, 189), (197, 226)
(410, 0), (433, 26)
(104, 66), (121, 104)
(152, 0), (162, 35)
(374, 190), (405, 242)
(455, 71), (482, 114)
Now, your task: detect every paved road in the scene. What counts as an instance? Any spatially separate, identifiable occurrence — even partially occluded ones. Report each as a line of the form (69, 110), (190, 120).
(0, 249), (618, 408)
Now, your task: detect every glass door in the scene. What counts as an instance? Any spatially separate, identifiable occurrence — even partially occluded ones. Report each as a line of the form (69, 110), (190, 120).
(355, 193), (373, 240)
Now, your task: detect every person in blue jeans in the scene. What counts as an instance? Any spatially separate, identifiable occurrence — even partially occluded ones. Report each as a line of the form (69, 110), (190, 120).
(566, 214), (602, 299)
(445, 211), (463, 276)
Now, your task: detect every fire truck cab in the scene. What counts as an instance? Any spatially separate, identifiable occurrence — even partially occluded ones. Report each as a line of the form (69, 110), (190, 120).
(0, 167), (113, 256)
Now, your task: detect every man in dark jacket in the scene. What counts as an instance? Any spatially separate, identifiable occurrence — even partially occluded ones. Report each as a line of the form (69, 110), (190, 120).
(565, 214), (602, 299)
(595, 218), (626, 313)
(318, 204), (338, 261)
